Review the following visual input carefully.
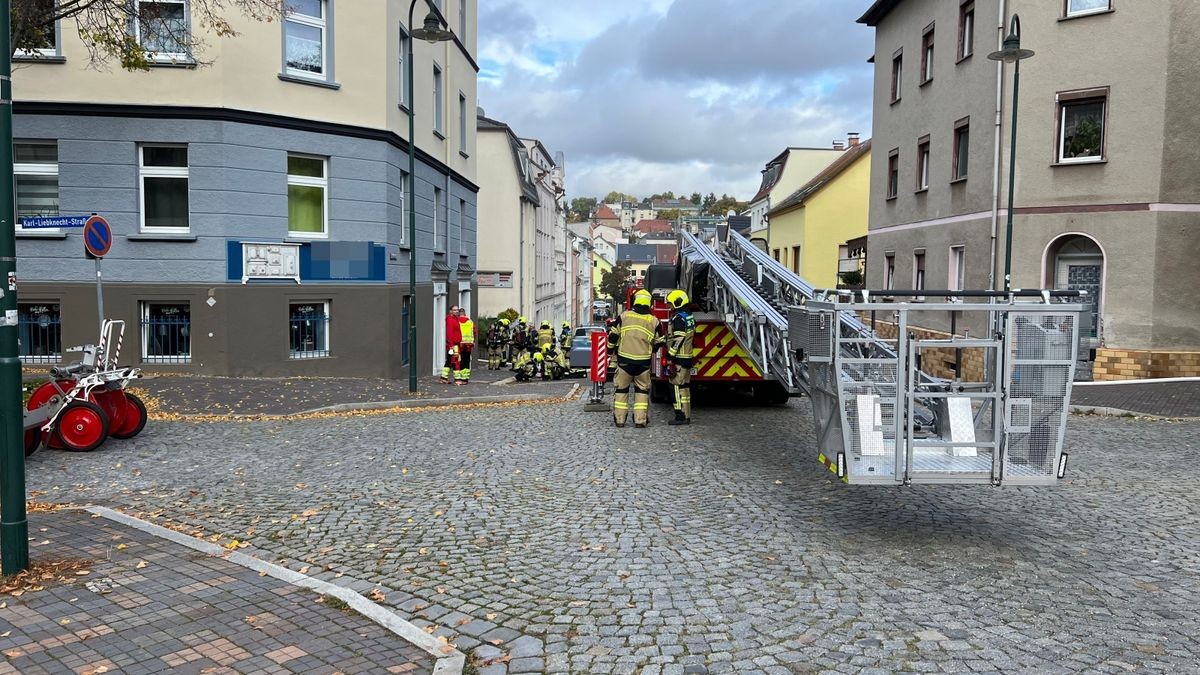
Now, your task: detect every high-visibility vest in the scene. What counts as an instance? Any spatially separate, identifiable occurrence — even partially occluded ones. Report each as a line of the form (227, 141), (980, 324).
(460, 319), (475, 345)
(537, 328), (555, 347)
(616, 310), (658, 364)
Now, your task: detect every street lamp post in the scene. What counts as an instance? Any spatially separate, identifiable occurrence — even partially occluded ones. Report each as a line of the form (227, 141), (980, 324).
(406, 2), (454, 393)
(0, 0), (30, 575)
(988, 15), (1035, 292)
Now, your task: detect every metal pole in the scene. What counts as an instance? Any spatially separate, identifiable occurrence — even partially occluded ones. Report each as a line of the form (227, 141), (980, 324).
(407, 0), (419, 393)
(1003, 59), (1020, 292)
(95, 258), (104, 335)
(0, 0), (30, 574)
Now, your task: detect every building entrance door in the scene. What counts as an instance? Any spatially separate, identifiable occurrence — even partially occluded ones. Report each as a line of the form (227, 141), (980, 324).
(1052, 236), (1103, 380)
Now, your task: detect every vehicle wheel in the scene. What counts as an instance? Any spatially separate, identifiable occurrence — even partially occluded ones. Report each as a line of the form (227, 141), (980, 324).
(754, 384), (790, 406)
(111, 393), (148, 439)
(24, 428), (44, 457)
(53, 401), (110, 452)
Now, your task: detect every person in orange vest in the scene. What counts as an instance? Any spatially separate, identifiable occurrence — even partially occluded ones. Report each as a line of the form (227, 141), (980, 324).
(441, 305), (462, 384)
(456, 312), (475, 384)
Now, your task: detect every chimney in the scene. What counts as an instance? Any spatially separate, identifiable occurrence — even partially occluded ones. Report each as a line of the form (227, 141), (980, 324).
(833, 140), (846, 151)
(848, 132), (861, 147)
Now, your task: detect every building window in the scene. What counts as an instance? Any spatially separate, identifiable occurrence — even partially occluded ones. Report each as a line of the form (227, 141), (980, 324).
(289, 302), (330, 359)
(772, 248), (781, 262)
(920, 24), (934, 84)
(791, 245), (801, 275)
(1065, 0), (1111, 18)
(399, 25), (410, 108)
(949, 246), (966, 291)
(401, 295), (411, 365)
(458, 198), (467, 247)
(141, 302), (191, 363)
(287, 154), (328, 237)
(18, 303), (61, 364)
(890, 50), (903, 103)
(958, 1), (974, 61)
(434, 186), (445, 251)
(1058, 91), (1107, 163)
(887, 149), (899, 200)
(916, 137), (930, 191)
(458, 93), (468, 153)
(913, 251), (926, 300)
(399, 172), (409, 246)
(952, 118), (970, 181)
(433, 64), (444, 135)
(284, 0), (327, 78)
(15, 142), (59, 230)
(885, 253), (896, 290)
(139, 145), (189, 231)
(16, 0), (59, 57)
(135, 0), (189, 60)
(458, 0), (466, 37)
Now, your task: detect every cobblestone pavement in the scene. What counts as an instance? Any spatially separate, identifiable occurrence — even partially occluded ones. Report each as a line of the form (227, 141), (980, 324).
(1072, 380), (1200, 418)
(1, 509), (431, 675)
(24, 399), (1200, 674)
(124, 366), (576, 416)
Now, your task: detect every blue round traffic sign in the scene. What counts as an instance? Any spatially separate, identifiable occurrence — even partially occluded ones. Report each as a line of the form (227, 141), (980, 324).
(84, 215), (113, 258)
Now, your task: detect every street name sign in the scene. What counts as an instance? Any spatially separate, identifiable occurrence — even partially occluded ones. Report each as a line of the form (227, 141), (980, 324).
(18, 215), (88, 229)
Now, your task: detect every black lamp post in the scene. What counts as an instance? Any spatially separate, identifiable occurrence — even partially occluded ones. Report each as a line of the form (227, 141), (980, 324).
(988, 15), (1035, 292)
(406, 1), (453, 392)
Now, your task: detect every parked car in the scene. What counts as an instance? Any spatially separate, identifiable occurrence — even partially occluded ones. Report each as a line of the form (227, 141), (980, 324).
(568, 335), (593, 370)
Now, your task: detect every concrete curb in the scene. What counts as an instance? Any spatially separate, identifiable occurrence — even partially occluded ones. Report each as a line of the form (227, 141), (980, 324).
(84, 506), (465, 675)
(295, 390), (570, 416)
(1068, 405), (1200, 421)
(1074, 376), (1200, 386)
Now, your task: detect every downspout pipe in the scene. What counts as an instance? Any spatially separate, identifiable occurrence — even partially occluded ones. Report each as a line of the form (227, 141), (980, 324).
(989, 0), (1007, 291)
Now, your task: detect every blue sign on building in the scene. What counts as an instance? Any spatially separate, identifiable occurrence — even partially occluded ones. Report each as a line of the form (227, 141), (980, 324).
(19, 215), (89, 229)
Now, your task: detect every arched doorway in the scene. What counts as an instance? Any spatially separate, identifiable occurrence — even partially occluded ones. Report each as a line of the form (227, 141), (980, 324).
(1043, 234), (1104, 378)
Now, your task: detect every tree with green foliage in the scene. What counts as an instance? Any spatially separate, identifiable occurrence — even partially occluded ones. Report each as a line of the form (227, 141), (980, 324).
(569, 197), (597, 222)
(12, 0), (283, 70)
(689, 192), (701, 206)
(703, 192), (717, 211)
(657, 209), (681, 222)
(603, 191), (637, 204)
(709, 194), (745, 216)
(598, 261), (633, 307)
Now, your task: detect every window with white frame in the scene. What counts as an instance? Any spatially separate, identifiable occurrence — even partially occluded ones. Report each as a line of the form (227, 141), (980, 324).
(886, 149), (899, 199)
(15, 142), (59, 231)
(1065, 0), (1110, 18)
(140, 145), (189, 231)
(458, 93), (467, 153)
(916, 137), (930, 191)
(287, 154), (328, 237)
(433, 64), (444, 135)
(399, 172), (409, 246)
(17, 0), (58, 57)
(457, 198), (466, 249)
(952, 118), (970, 181)
(1058, 91), (1107, 163)
(284, 0), (327, 78)
(289, 301), (330, 358)
(949, 246), (966, 291)
(920, 24), (934, 84)
(134, 0), (189, 60)
(141, 301), (191, 363)
(958, 1), (975, 60)
(18, 302), (61, 364)
(434, 186), (445, 251)
(458, 0), (466, 37)
(885, 253), (896, 290)
(398, 25), (411, 108)
(913, 250), (926, 300)
(890, 50), (902, 103)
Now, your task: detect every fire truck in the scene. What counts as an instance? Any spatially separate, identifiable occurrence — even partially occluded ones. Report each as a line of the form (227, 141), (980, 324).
(615, 225), (1088, 488)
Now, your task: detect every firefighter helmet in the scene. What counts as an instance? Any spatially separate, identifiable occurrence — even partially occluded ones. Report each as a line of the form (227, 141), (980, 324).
(541, 320), (551, 329)
(517, 316), (527, 324)
(632, 290), (652, 308)
(562, 321), (570, 328)
(499, 318), (510, 327)
(667, 289), (689, 309)
(534, 352), (544, 362)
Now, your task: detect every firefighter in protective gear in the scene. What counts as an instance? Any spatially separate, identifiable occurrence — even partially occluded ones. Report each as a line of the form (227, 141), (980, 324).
(537, 320), (555, 348)
(612, 289), (659, 428)
(512, 348), (537, 381)
(510, 317), (529, 363)
(456, 313), (475, 384)
(665, 289), (696, 425)
(487, 319), (509, 370)
(559, 321), (572, 349)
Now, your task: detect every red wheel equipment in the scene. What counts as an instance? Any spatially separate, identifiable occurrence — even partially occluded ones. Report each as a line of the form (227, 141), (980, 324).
(53, 401), (110, 452)
(110, 392), (148, 439)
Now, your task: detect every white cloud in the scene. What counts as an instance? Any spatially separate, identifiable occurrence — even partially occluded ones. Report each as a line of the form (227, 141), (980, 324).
(478, 0), (875, 201)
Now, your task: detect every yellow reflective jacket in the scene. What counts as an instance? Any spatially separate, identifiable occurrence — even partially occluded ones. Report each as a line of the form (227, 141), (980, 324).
(460, 319), (475, 345)
(616, 309), (658, 365)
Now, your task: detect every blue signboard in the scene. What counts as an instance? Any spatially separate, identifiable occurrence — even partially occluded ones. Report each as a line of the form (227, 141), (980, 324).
(19, 215), (89, 229)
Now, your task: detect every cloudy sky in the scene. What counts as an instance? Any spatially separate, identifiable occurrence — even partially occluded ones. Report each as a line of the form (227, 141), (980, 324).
(477, 0), (877, 202)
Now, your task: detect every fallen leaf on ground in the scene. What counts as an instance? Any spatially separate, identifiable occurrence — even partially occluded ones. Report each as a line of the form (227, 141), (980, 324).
(485, 613), (497, 620)
(135, 561), (147, 569)
(368, 588), (386, 602)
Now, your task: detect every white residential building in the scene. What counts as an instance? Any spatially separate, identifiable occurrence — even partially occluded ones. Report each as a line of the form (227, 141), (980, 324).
(520, 138), (568, 324)
(745, 145), (850, 237)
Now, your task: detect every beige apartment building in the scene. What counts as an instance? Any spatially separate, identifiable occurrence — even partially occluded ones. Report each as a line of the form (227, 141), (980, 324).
(13, 0), (478, 378)
(859, 0), (1200, 380)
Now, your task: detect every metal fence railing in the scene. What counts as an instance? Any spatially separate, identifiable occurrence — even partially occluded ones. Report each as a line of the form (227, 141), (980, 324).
(18, 306), (61, 364)
(290, 311), (330, 359)
(141, 315), (192, 363)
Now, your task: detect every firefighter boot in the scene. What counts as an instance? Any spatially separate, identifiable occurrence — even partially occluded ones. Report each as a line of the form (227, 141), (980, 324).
(668, 410), (690, 426)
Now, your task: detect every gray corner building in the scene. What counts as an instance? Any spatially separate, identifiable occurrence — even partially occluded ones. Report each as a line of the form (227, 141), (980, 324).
(859, 0), (1200, 380)
(13, 1), (480, 379)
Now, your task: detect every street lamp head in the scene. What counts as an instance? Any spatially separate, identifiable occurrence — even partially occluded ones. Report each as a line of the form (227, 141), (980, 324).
(988, 14), (1035, 63)
(412, 10), (454, 43)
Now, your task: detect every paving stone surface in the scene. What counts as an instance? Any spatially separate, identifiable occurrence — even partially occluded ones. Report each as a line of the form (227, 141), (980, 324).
(23, 399), (1200, 674)
(0, 510), (432, 674)
(124, 366), (576, 416)
(1072, 380), (1200, 418)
